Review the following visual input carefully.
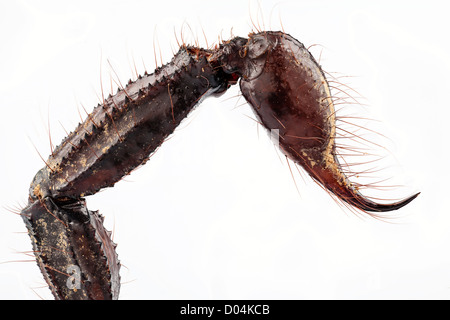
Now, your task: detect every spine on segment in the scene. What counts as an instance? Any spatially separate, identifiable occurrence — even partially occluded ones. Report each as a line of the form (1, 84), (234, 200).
(21, 198), (120, 300)
(29, 47), (230, 201)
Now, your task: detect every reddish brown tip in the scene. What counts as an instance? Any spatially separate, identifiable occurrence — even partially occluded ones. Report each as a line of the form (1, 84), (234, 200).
(304, 160), (420, 214)
(340, 190), (420, 213)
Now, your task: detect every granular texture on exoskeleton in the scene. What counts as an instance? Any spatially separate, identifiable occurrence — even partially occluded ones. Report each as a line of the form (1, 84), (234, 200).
(21, 45), (234, 300)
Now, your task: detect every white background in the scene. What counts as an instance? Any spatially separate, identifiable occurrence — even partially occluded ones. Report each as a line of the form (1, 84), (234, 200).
(0, 0), (446, 299)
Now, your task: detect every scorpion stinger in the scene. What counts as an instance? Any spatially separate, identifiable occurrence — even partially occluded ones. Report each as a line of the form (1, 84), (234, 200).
(214, 31), (420, 215)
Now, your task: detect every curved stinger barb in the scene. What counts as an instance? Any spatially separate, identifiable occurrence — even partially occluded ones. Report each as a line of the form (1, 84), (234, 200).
(213, 31), (419, 215)
(20, 29), (419, 300)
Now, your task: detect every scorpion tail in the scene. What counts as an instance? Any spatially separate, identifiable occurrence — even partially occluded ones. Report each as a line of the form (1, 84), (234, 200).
(21, 197), (120, 300)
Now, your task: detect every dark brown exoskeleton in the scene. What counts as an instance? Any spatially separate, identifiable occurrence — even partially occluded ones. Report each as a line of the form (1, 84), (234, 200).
(20, 31), (419, 300)
(214, 32), (419, 213)
(21, 46), (233, 300)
